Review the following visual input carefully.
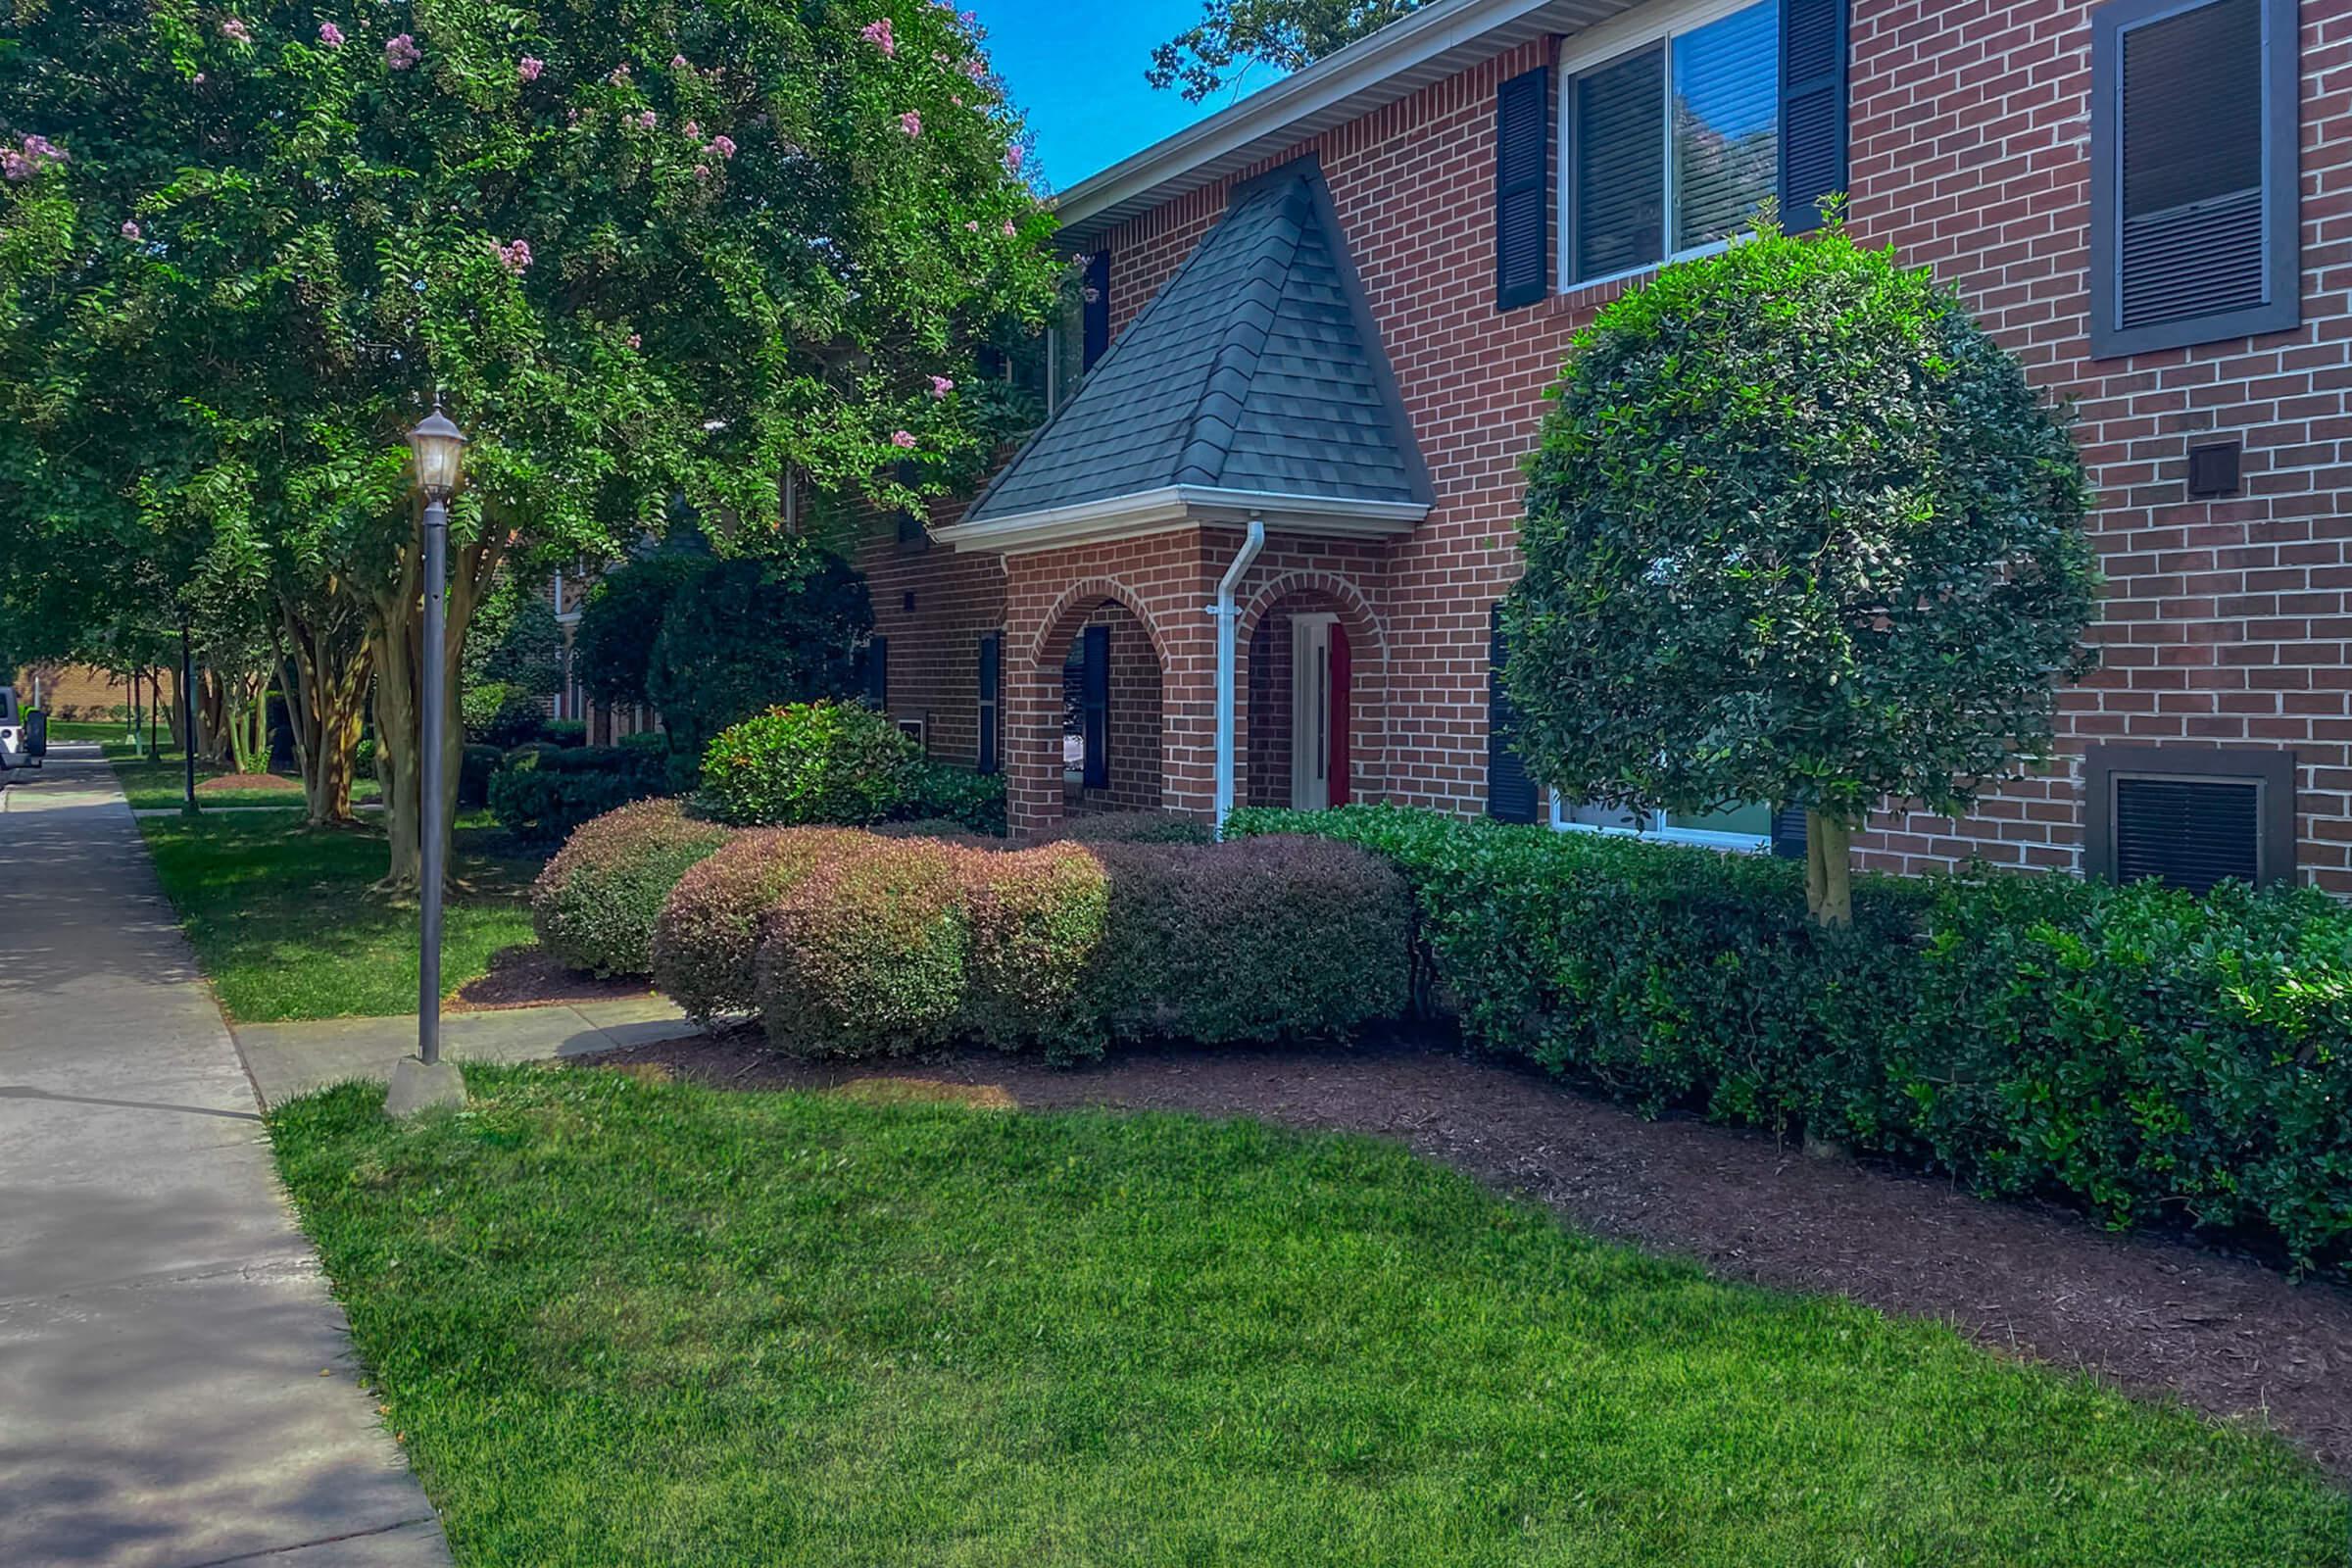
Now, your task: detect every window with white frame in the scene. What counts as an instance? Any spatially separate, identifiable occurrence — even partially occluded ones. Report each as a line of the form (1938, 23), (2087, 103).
(1550, 791), (1775, 853)
(1564, 0), (1783, 288)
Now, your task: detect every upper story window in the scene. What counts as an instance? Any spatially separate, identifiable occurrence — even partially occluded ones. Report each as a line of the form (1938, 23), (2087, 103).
(1565, 1), (1784, 288)
(2088, 0), (2299, 358)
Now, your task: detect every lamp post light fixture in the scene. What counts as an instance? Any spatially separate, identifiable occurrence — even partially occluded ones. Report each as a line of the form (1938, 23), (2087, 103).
(386, 406), (471, 1119)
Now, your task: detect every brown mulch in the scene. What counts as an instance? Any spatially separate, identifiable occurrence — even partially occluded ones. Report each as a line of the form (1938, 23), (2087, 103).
(603, 1023), (2352, 1479)
(196, 771), (300, 794)
(450, 945), (655, 1012)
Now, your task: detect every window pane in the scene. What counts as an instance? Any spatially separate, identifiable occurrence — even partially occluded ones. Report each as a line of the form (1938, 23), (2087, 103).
(2123, 0), (2261, 221)
(1673, 2), (1781, 252)
(1574, 46), (1665, 282)
(1558, 799), (1644, 831)
(1664, 802), (1775, 839)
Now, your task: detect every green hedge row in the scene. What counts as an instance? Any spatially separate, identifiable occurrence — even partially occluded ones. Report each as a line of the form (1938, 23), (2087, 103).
(1227, 805), (2352, 1277)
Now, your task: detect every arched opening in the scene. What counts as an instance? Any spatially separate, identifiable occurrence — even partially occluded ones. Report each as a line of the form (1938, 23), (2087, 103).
(1054, 598), (1165, 817)
(1246, 584), (1380, 810)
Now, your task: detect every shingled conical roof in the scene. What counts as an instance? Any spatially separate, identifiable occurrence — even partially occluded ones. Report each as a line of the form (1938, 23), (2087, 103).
(963, 161), (1429, 530)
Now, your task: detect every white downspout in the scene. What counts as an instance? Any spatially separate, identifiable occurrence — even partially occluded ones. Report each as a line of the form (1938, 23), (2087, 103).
(1210, 516), (1266, 840)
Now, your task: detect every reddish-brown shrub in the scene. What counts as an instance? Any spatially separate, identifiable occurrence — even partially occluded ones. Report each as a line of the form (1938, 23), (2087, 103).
(959, 842), (1111, 1061)
(1039, 810), (1213, 846)
(531, 800), (734, 979)
(1088, 835), (1412, 1043)
(650, 826), (870, 1021)
(755, 838), (969, 1058)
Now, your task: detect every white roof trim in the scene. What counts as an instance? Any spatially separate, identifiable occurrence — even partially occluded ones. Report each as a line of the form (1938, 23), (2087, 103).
(932, 485), (1430, 556)
(1053, 0), (1637, 245)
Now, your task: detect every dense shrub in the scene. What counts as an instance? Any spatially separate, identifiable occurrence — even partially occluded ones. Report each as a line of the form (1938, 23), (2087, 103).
(899, 760), (1007, 836)
(959, 843), (1110, 1060)
(757, 838), (971, 1058)
(698, 702), (921, 827)
(651, 826), (872, 1022)
(615, 730), (670, 760)
(1228, 805), (2352, 1277)
(1089, 836), (1411, 1045)
(489, 744), (668, 845)
(1042, 810), (1213, 846)
(543, 720), (588, 749)
(464, 682), (547, 749)
(531, 801), (734, 978)
(459, 744), (503, 809)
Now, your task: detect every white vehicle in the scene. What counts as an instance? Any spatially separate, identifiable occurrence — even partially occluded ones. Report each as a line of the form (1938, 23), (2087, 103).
(0, 686), (45, 776)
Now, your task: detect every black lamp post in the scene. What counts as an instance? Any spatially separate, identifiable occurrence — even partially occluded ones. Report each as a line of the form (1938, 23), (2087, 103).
(386, 406), (469, 1117)
(180, 616), (198, 816)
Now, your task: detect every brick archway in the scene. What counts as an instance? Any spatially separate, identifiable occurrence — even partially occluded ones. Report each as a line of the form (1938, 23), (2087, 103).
(1029, 576), (1171, 669)
(1238, 571), (1389, 809)
(1009, 577), (1173, 836)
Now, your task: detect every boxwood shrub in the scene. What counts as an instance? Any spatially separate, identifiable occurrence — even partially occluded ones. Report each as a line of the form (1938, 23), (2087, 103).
(698, 702), (920, 827)
(650, 826), (874, 1022)
(900, 760), (1007, 837)
(490, 744), (668, 845)
(1227, 804), (2352, 1277)
(530, 800), (734, 979)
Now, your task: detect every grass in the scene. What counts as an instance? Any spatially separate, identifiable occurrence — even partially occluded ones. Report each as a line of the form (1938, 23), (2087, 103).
(270, 1065), (2351, 1567)
(100, 739), (384, 809)
(134, 809), (539, 1020)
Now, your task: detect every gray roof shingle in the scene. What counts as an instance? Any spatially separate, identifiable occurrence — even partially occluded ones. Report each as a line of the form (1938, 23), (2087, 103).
(967, 163), (1428, 525)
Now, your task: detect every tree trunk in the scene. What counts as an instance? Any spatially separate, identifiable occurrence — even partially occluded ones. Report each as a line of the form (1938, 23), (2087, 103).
(370, 528), (502, 892)
(278, 595), (370, 828)
(1803, 809), (1853, 928)
(197, 669), (234, 769)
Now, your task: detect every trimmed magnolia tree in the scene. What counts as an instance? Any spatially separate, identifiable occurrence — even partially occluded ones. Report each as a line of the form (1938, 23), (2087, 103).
(2, 0), (1066, 885)
(1503, 216), (2098, 926)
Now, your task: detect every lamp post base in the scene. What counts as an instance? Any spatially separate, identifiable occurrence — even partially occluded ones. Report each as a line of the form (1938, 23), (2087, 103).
(385, 1054), (467, 1118)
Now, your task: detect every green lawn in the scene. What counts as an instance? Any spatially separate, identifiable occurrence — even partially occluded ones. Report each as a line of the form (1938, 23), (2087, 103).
(134, 809), (537, 1020)
(270, 1066), (2349, 1567)
(101, 740), (383, 808)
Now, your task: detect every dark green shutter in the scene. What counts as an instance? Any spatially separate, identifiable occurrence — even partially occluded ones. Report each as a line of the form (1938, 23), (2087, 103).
(1778, 0), (1848, 232)
(864, 636), (889, 710)
(1082, 252), (1111, 370)
(1494, 67), (1551, 311)
(1771, 806), (1809, 860)
(1487, 605), (1539, 823)
(1080, 624), (1109, 790)
(977, 633), (1002, 775)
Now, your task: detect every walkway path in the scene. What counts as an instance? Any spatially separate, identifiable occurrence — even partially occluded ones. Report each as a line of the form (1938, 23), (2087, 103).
(0, 750), (453, 1567)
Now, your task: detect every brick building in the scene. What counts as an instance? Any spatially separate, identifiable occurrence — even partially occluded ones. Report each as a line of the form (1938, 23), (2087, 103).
(858, 0), (2348, 893)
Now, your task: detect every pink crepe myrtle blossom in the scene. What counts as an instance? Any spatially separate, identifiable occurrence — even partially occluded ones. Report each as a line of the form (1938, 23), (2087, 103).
(694, 164), (710, 180)
(1, 151), (27, 182)
(670, 53), (687, 69)
(627, 332), (642, 348)
(962, 58), (986, 81)
(494, 237), (532, 272)
(707, 134), (735, 159)
(192, 72), (207, 83)
(683, 121), (701, 139)
(963, 220), (977, 232)
(517, 55), (543, 81)
(220, 17), (251, 42)
(899, 111), (921, 137)
(636, 109), (657, 129)
(609, 62), (630, 83)
(1004, 144), (1024, 173)
(317, 21), (344, 46)
(384, 32), (419, 69)
(891, 430), (916, 449)
(1001, 220), (1015, 236)
(860, 19), (895, 57)
(928, 375), (954, 399)
(121, 220), (142, 240)
(21, 134), (66, 162)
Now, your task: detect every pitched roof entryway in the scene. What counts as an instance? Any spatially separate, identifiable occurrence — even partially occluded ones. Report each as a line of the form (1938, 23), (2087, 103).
(936, 161), (1432, 554)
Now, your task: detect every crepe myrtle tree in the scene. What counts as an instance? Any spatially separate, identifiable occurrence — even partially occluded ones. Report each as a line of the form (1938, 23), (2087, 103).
(0, 0), (1069, 887)
(1502, 213), (2098, 927)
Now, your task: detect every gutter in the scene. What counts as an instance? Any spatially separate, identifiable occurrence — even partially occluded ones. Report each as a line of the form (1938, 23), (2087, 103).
(1209, 516), (1267, 839)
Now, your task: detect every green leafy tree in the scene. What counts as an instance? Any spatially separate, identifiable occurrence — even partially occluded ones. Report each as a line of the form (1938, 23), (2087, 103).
(1503, 217), (2098, 926)
(645, 547), (873, 771)
(3, 0), (1067, 884)
(572, 549), (711, 710)
(1148, 0), (1428, 102)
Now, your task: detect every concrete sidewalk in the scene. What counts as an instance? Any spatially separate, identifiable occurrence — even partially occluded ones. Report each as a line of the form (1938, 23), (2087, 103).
(0, 756), (453, 1566)
(236, 996), (698, 1106)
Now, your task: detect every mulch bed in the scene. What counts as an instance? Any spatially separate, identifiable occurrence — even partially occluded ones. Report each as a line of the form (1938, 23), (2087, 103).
(604, 1023), (2352, 1479)
(451, 945), (656, 1012)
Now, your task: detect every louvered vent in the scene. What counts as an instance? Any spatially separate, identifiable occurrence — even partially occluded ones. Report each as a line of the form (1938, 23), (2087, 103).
(2119, 0), (2266, 330)
(2114, 776), (2260, 893)
(1574, 46), (1664, 282)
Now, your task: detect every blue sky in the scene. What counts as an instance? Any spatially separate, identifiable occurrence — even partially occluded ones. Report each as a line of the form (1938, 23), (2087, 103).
(979, 0), (1251, 190)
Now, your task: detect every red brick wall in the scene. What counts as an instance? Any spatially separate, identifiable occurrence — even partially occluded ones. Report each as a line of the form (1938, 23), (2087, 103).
(1055, 2), (2352, 889)
(855, 491), (1006, 768)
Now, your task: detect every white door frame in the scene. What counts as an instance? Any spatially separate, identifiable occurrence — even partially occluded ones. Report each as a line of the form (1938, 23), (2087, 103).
(1290, 612), (1339, 810)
